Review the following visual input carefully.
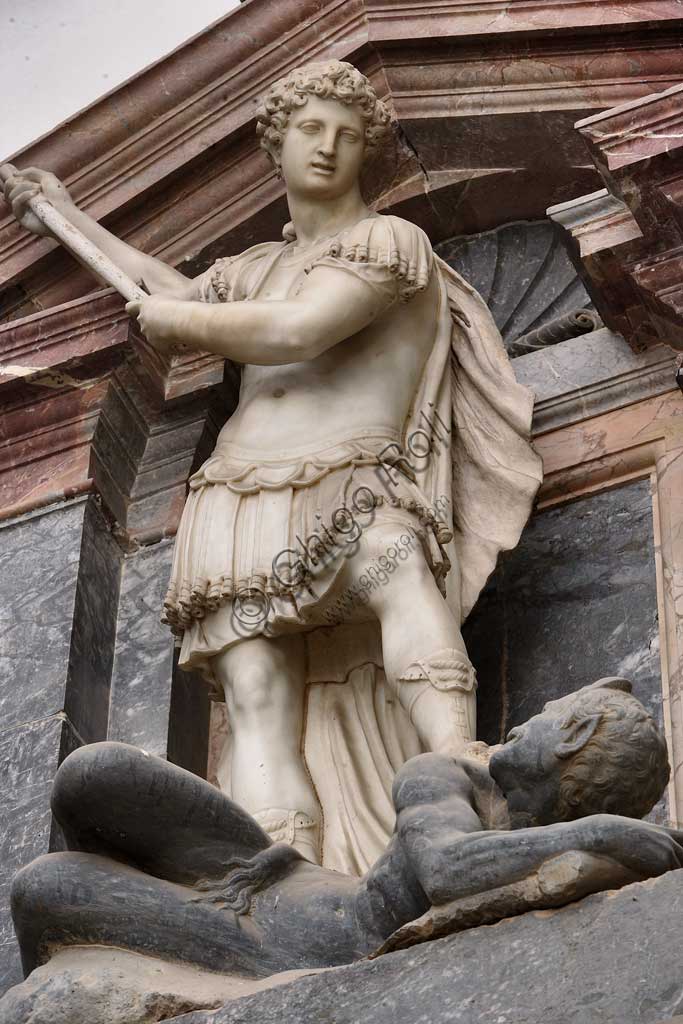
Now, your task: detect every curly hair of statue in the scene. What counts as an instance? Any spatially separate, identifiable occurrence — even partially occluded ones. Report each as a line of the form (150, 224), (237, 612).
(255, 60), (392, 167)
(554, 679), (670, 821)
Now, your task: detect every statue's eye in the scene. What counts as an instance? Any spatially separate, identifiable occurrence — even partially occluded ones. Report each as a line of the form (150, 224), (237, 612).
(341, 131), (359, 143)
(300, 123), (320, 133)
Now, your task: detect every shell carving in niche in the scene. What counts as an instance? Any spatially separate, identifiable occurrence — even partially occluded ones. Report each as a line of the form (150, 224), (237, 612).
(435, 221), (593, 348)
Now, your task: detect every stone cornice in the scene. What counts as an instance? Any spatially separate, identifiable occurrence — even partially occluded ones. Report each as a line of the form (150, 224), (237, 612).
(550, 83), (683, 351)
(576, 82), (683, 172)
(0, 292), (126, 392)
(0, 291), (223, 402)
(1, 0), (682, 305)
(365, 0), (683, 39)
(548, 189), (643, 258)
(515, 330), (677, 435)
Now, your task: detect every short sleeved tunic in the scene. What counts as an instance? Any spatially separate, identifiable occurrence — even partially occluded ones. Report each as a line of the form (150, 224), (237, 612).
(162, 215), (453, 676)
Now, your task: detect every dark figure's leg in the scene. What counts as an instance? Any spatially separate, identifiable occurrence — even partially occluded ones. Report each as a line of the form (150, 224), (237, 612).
(11, 851), (283, 979)
(51, 742), (272, 884)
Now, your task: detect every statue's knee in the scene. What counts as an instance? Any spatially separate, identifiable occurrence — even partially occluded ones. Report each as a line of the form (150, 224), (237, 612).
(52, 744), (98, 824)
(52, 742), (145, 825)
(229, 660), (279, 720)
(11, 853), (61, 921)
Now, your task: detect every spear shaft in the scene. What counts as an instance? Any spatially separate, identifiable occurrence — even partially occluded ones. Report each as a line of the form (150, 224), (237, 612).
(0, 163), (147, 302)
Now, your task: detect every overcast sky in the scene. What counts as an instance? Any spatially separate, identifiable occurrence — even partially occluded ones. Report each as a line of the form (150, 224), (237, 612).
(1, 0), (240, 161)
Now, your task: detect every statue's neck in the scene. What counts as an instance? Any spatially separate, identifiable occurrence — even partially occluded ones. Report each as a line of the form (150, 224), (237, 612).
(285, 185), (371, 246)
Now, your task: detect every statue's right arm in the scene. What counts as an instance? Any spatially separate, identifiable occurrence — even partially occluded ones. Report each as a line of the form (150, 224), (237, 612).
(3, 167), (198, 298)
(404, 813), (683, 906)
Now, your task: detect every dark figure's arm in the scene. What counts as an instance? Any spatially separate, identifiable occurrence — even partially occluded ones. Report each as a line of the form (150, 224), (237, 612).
(391, 756), (683, 906)
(352, 753), (485, 938)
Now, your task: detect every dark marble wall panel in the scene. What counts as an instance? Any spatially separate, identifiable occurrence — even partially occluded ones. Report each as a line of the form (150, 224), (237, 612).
(168, 656), (212, 779)
(0, 496), (121, 995)
(0, 501), (85, 730)
(0, 496), (120, 739)
(0, 716), (82, 994)
(65, 498), (122, 742)
(464, 479), (665, 819)
(109, 540), (211, 768)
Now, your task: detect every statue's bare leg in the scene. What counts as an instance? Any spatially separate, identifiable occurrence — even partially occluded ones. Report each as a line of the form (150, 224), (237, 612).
(211, 635), (322, 863)
(347, 525), (476, 753)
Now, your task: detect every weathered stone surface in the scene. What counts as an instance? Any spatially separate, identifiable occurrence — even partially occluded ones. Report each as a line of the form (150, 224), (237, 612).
(158, 869), (683, 1024)
(0, 500), (88, 731)
(0, 495), (120, 739)
(513, 329), (676, 434)
(371, 849), (640, 957)
(0, 946), (315, 1024)
(107, 540), (178, 756)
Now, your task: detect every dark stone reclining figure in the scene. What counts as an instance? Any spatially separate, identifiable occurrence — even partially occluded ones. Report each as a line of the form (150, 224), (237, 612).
(10, 678), (682, 982)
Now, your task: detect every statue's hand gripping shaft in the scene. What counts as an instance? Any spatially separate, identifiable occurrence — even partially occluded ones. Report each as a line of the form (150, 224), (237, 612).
(0, 163), (147, 303)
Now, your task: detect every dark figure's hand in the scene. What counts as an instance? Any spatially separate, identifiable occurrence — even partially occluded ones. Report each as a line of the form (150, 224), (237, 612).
(594, 816), (683, 878)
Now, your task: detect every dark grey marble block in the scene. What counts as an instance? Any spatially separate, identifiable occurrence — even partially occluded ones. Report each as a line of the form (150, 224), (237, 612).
(0, 716), (82, 995)
(108, 539), (211, 771)
(0, 496), (122, 994)
(0, 500), (86, 732)
(65, 497), (122, 742)
(0, 496), (121, 740)
(107, 540), (177, 756)
(463, 479), (664, 816)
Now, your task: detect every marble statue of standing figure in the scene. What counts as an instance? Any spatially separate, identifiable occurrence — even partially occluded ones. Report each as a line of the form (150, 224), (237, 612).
(2, 61), (542, 869)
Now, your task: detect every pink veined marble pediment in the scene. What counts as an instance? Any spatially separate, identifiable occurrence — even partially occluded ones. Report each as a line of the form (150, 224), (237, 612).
(1, 0), (682, 321)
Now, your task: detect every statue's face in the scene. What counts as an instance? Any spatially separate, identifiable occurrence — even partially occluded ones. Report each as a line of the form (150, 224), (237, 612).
(488, 712), (565, 829)
(279, 95), (365, 200)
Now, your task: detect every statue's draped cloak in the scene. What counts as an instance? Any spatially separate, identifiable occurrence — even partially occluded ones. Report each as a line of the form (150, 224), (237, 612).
(170, 216), (542, 874)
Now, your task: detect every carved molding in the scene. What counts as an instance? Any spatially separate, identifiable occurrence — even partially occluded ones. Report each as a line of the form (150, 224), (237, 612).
(549, 84), (683, 351)
(93, 364), (235, 547)
(547, 189), (643, 258)
(0, 289), (223, 402)
(576, 82), (683, 174)
(516, 332), (678, 435)
(0, 291), (126, 389)
(365, 0), (683, 38)
(1, 1), (682, 316)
